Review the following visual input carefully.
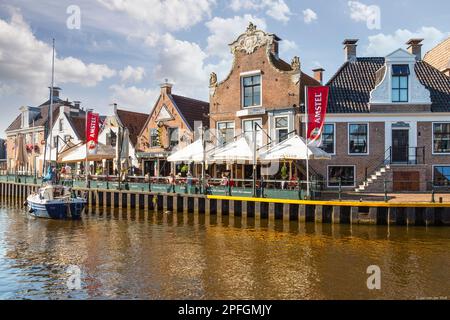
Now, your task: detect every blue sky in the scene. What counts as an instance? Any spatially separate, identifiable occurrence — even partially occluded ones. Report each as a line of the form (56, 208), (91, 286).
(0, 0), (449, 137)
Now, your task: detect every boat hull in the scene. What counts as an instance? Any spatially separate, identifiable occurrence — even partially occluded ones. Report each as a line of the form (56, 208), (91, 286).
(27, 198), (86, 220)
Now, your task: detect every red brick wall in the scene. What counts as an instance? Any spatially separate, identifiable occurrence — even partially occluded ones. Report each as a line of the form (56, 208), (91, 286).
(310, 122), (386, 188)
(210, 46), (301, 136)
(138, 93), (193, 153)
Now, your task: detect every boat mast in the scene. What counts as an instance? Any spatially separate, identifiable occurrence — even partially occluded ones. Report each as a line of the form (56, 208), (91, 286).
(42, 39), (55, 179)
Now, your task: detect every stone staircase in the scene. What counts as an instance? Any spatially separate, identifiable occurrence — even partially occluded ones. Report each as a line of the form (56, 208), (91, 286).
(355, 164), (391, 193)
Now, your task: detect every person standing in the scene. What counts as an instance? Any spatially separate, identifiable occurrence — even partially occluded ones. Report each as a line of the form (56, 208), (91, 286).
(168, 173), (176, 193)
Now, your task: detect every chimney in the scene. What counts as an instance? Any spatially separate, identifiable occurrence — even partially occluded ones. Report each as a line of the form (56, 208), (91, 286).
(49, 86), (61, 98)
(406, 38), (423, 61)
(312, 68), (325, 84)
(160, 80), (173, 95)
(343, 39), (358, 62)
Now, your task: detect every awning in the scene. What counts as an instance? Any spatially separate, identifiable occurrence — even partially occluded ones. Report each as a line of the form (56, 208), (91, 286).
(259, 135), (331, 161)
(58, 142), (116, 163)
(167, 139), (213, 163)
(210, 137), (254, 162)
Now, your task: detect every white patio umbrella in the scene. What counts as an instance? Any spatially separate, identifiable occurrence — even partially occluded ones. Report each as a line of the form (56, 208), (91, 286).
(167, 139), (213, 163)
(210, 137), (254, 162)
(259, 135), (331, 161)
(58, 142), (115, 163)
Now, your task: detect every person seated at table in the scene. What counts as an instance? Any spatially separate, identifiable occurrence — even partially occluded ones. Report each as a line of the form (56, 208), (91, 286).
(186, 171), (193, 186)
(220, 173), (229, 186)
(288, 175), (298, 189)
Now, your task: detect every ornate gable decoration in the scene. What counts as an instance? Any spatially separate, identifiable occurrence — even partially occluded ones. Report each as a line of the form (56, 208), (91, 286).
(230, 22), (275, 55)
(156, 105), (174, 122)
(370, 48), (431, 105)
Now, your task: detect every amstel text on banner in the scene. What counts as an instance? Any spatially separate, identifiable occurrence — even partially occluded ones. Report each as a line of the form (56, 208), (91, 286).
(307, 86), (329, 147)
(86, 112), (100, 155)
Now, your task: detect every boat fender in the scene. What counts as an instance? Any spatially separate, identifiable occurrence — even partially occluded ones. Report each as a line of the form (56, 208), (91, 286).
(23, 201), (28, 206)
(29, 208), (35, 214)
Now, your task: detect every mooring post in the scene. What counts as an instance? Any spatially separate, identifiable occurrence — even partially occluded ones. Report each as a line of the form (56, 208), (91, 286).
(127, 193), (131, 210)
(194, 197), (199, 214)
(350, 206), (359, 225)
(241, 200), (247, 219)
(406, 207), (416, 226)
(268, 202), (275, 225)
(283, 203), (290, 223)
(228, 200), (235, 217)
(144, 193), (149, 210)
(315, 205), (323, 223)
(95, 191), (100, 210)
(254, 201), (261, 220)
(217, 199), (222, 217)
(298, 204), (306, 223)
(388, 207), (397, 225)
(163, 195), (168, 211)
(368, 207), (377, 225)
(332, 206), (341, 224)
(173, 195), (178, 213)
(183, 196), (188, 213)
(425, 207), (435, 226)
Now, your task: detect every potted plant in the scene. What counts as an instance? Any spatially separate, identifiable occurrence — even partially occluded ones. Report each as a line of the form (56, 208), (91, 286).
(281, 163), (288, 180)
(180, 164), (189, 177)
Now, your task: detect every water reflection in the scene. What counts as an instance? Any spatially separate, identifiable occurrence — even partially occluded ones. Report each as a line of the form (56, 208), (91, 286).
(0, 204), (449, 300)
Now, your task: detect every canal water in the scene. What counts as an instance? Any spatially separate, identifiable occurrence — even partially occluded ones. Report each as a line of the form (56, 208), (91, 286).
(0, 203), (449, 300)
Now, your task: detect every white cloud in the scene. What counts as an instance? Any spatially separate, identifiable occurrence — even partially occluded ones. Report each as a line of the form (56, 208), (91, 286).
(119, 66), (146, 83)
(97, 0), (216, 31)
(348, 1), (373, 22)
(279, 39), (298, 55)
(0, 8), (116, 100)
(205, 14), (267, 58)
(229, 0), (291, 22)
(302, 8), (317, 24)
(110, 85), (159, 111)
(154, 33), (208, 92)
(365, 27), (450, 56)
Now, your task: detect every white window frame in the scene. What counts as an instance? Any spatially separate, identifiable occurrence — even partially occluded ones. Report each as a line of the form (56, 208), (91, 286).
(348, 123), (369, 155)
(242, 118), (263, 147)
(217, 121), (235, 146)
(432, 164), (450, 187)
(327, 165), (356, 188)
(274, 115), (289, 143)
(321, 123), (336, 156)
(241, 71), (262, 109)
(432, 122), (450, 155)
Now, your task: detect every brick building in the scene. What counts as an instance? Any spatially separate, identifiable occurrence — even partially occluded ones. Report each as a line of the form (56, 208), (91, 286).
(5, 87), (86, 176)
(424, 36), (450, 77)
(209, 23), (319, 179)
(137, 83), (209, 177)
(309, 39), (450, 192)
(99, 105), (148, 174)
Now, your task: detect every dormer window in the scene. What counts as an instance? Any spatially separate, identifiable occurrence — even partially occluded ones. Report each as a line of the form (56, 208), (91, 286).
(392, 64), (409, 102)
(242, 74), (261, 108)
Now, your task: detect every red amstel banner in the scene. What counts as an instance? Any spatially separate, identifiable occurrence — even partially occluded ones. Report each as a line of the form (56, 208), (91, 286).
(307, 86), (329, 146)
(86, 112), (100, 155)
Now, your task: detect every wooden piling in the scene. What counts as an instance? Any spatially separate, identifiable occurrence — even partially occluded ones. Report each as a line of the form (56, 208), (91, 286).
(315, 205), (323, 223)
(332, 206), (341, 224)
(350, 206), (359, 225)
(406, 207), (416, 226)
(298, 204), (306, 223)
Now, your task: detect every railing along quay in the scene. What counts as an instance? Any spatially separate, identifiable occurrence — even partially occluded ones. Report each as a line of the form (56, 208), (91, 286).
(0, 179), (449, 227)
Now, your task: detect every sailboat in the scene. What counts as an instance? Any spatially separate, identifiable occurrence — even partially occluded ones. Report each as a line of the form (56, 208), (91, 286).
(26, 39), (87, 220)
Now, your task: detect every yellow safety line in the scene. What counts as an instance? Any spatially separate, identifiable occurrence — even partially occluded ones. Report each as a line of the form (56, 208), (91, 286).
(207, 195), (450, 208)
